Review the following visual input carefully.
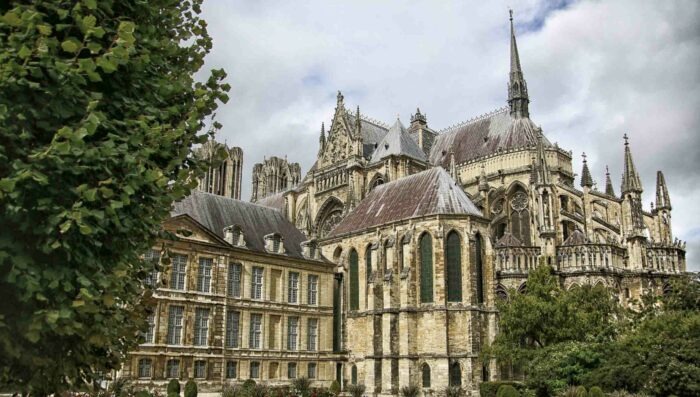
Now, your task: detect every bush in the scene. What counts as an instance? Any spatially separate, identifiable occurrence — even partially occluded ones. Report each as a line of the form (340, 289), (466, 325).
(329, 381), (341, 396)
(292, 377), (313, 397)
(481, 382), (527, 397)
(497, 385), (520, 397)
(184, 380), (197, 397)
(400, 384), (420, 397)
(587, 387), (603, 397)
(167, 380), (181, 396)
(347, 384), (365, 397)
(135, 391), (152, 397)
(248, 385), (269, 397)
(221, 384), (240, 397)
(242, 379), (257, 391)
(561, 386), (587, 397)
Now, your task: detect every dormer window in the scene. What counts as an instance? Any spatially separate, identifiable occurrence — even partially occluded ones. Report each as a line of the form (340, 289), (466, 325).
(224, 225), (245, 247)
(301, 240), (320, 259)
(264, 233), (284, 254)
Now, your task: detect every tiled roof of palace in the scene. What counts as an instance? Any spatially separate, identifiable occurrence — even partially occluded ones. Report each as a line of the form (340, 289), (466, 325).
(255, 190), (287, 212)
(172, 190), (307, 258)
(328, 167), (480, 237)
(429, 108), (551, 167)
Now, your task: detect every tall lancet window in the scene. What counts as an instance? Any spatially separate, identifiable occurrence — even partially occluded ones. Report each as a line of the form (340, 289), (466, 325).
(420, 233), (434, 303)
(446, 231), (462, 302)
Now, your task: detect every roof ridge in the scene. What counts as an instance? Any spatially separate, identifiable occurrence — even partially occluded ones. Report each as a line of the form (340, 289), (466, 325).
(438, 106), (509, 133)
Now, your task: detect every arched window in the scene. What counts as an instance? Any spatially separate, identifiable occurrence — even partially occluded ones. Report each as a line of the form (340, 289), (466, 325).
(446, 231), (462, 302)
(450, 362), (461, 386)
(349, 249), (359, 310)
(509, 189), (531, 245)
(351, 365), (358, 385)
(419, 233), (434, 303)
(421, 363), (431, 388)
(474, 234), (484, 304)
(365, 245), (373, 282)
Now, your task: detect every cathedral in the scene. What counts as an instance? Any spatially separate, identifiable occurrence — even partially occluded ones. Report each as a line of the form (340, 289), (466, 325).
(122, 12), (686, 396)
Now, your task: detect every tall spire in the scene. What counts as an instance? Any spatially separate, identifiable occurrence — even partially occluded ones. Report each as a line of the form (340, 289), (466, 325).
(580, 152), (593, 188)
(655, 171), (671, 210)
(320, 122), (325, 144)
(604, 166), (616, 196)
(621, 134), (643, 194)
(508, 9), (529, 119)
(355, 105), (361, 137)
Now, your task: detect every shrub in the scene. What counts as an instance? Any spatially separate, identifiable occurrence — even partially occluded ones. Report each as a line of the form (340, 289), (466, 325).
(184, 380), (197, 397)
(587, 387), (603, 397)
(242, 379), (257, 392)
(480, 382), (527, 397)
(561, 386), (587, 397)
(329, 381), (341, 396)
(247, 385), (269, 397)
(497, 385), (520, 397)
(400, 384), (420, 397)
(109, 378), (131, 397)
(135, 391), (152, 397)
(167, 380), (181, 396)
(292, 377), (313, 397)
(221, 384), (240, 397)
(347, 384), (365, 397)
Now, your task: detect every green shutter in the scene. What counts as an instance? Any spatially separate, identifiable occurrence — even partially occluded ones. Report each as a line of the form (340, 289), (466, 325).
(420, 234), (433, 303)
(349, 250), (359, 310)
(446, 232), (462, 302)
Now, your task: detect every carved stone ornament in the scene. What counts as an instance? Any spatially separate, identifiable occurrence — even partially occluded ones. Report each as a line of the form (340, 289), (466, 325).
(511, 192), (528, 211)
(491, 198), (505, 215)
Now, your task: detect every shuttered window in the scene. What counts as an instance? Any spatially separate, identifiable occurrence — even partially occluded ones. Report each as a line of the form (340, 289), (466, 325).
(349, 250), (359, 310)
(420, 233), (434, 303)
(446, 232), (462, 302)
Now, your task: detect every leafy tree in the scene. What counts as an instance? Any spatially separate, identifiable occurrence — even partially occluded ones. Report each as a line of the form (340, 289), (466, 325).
(586, 275), (700, 396)
(486, 265), (621, 395)
(0, 0), (228, 394)
(329, 380), (341, 396)
(167, 379), (181, 397)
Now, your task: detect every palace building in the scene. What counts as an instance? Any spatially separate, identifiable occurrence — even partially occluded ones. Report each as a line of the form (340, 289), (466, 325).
(123, 12), (686, 395)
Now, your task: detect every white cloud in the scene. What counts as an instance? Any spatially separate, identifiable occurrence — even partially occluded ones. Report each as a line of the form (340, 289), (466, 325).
(201, 0), (700, 270)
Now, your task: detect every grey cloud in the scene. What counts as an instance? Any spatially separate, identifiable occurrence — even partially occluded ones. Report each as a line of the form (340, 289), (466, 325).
(200, 0), (700, 270)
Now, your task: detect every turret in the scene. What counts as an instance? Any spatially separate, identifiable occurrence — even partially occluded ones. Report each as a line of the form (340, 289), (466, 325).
(619, 134), (645, 238)
(580, 152), (593, 189)
(655, 171), (671, 211)
(604, 166), (616, 197)
(621, 134), (643, 194)
(507, 10), (530, 119)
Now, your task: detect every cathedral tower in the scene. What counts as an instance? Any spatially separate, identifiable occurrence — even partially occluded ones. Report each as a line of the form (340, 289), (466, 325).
(195, 140), (243, 200)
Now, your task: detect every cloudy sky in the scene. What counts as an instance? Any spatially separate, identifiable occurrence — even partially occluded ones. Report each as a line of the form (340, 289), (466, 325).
(199, 0), (700, 270)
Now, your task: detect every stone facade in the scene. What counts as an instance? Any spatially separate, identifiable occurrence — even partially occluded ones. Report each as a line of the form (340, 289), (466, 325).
(251, 156), (301, 203)
(195, 140), (243, 200)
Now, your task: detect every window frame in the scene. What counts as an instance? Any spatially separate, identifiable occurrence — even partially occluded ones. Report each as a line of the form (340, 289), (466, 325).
(287, 316), (299, 351)
(225, 310), (240, 348)
(166, 305), (184, 345)
(251, 267), (264, 300)
(170, 253), (187, 291)
(137, 358), (152, 379)
(228, 262), (242, 297)
(307, 274), (319, 305)
(194, 360), (207, 379)
(288, 272), (300, 304)
(196, 257), (213, 293)
(193, 307), (210, 346)
(225, 361), (237, 379)
(249, 313), (262, 349)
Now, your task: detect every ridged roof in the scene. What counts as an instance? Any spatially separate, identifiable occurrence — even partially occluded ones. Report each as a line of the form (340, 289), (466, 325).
(370, 118), (427, 163)
(429, 108), (549, 167)
(172, 190), (307, 259)
(328, 167), (480, 237)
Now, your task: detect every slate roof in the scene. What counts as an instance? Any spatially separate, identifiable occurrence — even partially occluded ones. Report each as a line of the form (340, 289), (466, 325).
(256, 190), (287, 212)
(328, 167), (481, 237)
(347, 114), (389, 158)
(429, 108), (550, 167)
(370, 118), (428, 164)
(172, 190), (308, 259)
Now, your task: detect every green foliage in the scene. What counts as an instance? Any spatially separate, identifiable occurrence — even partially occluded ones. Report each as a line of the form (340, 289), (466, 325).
(497, 384), (520, 397)
(135, 391), (152, 397)
(561, 386), (587, 397)
(292, 377), (312, 397)
(221, 384), (240, 397)
(587, 387), (603, 397)
(329, 380), (341, 396)
(242, 379), (257, 392)
(480, 382), (526, 397)
(247, 384), (269, 397)
(0, 0), (228, 394)
(184, 380), (197, 397)
(347, 384), (365, 397)
(167, 379), (181, 396)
